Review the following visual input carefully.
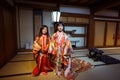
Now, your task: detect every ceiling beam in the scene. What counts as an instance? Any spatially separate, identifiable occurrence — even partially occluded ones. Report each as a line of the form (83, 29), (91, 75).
(77, 0), (90, 4)
(15, 2), (57, 11)
(85, 0), (98, 6)
(91, 0), (120, 13)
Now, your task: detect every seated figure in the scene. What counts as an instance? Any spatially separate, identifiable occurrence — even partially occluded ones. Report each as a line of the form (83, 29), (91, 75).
(88, 48), (104, 61)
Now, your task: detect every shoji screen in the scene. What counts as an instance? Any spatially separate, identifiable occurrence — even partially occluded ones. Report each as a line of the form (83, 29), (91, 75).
(94, 21), (105, 47)
(105, 22), (116, 46)
(116, 22), (120, 46)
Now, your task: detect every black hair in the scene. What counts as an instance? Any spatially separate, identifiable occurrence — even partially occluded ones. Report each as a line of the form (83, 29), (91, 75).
(54, 21), (65, 32)
(39, 25), (49, 36)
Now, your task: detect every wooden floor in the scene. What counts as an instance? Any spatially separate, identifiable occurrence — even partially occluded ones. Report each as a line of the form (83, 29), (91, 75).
(0, 48), (120, 80)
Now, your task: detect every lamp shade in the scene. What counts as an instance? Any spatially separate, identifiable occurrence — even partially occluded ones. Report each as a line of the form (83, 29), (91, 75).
(52, 11), (61, 22)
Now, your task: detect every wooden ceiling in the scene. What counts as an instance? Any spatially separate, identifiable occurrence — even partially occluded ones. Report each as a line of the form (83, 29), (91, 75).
(14, 0), (120, 13)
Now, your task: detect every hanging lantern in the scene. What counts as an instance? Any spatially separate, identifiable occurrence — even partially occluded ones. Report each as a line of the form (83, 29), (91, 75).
(52, 11), (61, 22)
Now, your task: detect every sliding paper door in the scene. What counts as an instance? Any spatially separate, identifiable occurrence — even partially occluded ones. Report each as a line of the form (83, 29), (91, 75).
(94, 21), (105, 47)
(105, 22), (116, 46)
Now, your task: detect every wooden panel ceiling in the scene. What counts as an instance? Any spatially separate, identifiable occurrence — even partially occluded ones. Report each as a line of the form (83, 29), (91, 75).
(14, 0), (120, 13)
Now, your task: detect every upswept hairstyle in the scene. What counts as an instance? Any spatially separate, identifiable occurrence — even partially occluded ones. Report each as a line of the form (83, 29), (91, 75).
(39, 25), (49, 36)
(54, 21), (65, 32)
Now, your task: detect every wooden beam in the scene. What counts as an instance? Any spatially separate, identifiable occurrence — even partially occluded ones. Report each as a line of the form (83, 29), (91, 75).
(84, 0), (98, 5)
(95, 15), (119, 19)
(92, 0), (120, 13)
(118, 9), (120, 19)
(16, 2), (58, 11)
(61, 12), (90, 18)
(77, 0), (90, 4)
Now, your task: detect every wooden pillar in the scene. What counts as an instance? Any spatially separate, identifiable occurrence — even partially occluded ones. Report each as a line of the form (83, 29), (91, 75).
(118, 9), (120, 19)
(0, 6), (5, 67)
(88, 10), (95, 48)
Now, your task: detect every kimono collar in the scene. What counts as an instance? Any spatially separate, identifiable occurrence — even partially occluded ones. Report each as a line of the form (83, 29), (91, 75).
(40, 35), (47, 39)
(56, 31), (64, 36)
(42, 34), (46, 37)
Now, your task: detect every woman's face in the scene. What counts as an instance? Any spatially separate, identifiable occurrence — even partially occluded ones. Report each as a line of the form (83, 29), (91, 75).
(57, 24), (63, 32)
(42, 27), (47, 34)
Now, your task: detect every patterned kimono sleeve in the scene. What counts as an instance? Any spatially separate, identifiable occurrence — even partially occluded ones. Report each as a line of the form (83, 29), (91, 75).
(48, 34), (55, 54)
(64, 35), (74, 55)
(33, 41), (41, 55)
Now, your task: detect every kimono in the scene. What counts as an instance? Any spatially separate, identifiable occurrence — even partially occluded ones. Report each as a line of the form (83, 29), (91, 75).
(49, 31), (93, 80)
(48, 31), (73, 76)
(32, 35), (52, 76)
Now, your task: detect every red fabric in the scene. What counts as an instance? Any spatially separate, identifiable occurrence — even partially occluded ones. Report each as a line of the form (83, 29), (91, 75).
(40, 55), (47, 73)
(32, 54), (52, 76)
(32, 35), (52, 76)
(32, 66), (39, 76)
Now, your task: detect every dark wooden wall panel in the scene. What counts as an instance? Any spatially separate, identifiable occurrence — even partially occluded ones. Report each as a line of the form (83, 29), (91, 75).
(3, 9), (16, 58)
(0, 4), (17, 68)
(0, 6), (5, 67)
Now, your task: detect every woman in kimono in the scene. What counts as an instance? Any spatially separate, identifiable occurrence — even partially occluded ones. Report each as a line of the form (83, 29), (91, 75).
(49, 22), (93, 80)
(32, 25), (52, 76)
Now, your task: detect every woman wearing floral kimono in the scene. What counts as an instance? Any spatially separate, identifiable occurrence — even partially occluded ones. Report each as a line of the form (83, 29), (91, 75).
(49, 22), (93, 80)
(32, 25), (52, 76)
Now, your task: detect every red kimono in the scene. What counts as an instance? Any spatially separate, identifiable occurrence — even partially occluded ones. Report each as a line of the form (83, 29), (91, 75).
(32, 35), (52, 76)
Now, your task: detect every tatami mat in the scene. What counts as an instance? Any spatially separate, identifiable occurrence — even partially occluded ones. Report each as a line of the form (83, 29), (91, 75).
(103, 49), (120, 54)
(72, 51), (88, 57)
(0, 72), (66, 80)
(76, 57), (105, 66)
(109, 54), (120, 60)
(10, 54), (34, 61)
(0, 61), (36, 76)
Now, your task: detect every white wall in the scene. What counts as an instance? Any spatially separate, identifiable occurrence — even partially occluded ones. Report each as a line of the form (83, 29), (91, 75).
(19, 9), (33, 49)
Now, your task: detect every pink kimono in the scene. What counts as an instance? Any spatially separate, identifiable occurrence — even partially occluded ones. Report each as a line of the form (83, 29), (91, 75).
(49, 31), (93, 80)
